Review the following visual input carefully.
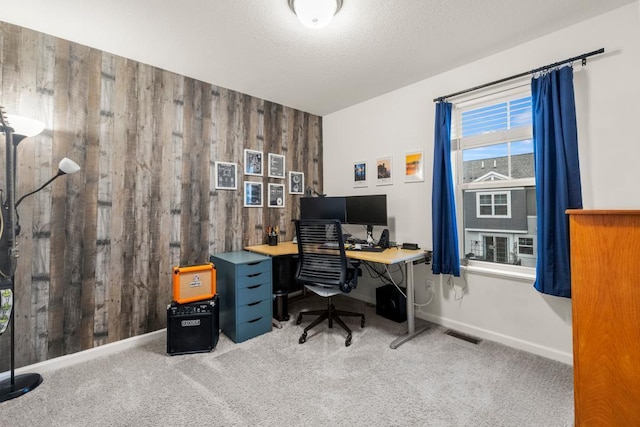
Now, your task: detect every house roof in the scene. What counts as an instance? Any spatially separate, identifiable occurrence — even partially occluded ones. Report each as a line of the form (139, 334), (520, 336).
(464, 153), (534, 183)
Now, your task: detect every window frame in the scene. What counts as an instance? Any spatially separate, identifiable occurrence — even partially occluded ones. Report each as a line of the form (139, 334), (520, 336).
(517, 235), (536, 257)
(476, 191), (511, 218)
(452, 85), (536, 276)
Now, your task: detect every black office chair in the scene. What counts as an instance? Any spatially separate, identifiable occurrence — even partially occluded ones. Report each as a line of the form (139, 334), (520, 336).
(294, 219), (365, 347)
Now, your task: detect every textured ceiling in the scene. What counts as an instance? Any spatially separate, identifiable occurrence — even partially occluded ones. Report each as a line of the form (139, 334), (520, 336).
(0, 0), (636, 116)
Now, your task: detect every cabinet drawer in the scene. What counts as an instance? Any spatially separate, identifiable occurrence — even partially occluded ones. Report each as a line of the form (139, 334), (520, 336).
(237, 281), (271, 302)
(236, 314), (271, 343)
(238, 270), (271, 289)
(238, 259), (271, 277)
(237, 298), (271, 323)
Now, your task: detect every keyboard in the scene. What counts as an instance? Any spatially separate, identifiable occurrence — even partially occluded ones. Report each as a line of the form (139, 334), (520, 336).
(349, 246), (385, 253)
(360, 246), (385, 252)
(321, 242), (341, 249)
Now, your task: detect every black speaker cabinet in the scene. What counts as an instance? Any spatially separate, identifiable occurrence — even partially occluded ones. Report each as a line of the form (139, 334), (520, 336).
(376, 284), (407, 323)
(167, 296), (219, 356)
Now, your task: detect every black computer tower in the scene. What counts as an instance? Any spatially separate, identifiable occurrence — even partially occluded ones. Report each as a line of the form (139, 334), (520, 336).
(376, 284), (407, 323)
(167, 295), (219, 356)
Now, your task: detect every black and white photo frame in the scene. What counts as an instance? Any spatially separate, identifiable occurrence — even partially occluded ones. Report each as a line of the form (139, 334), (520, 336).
(244, 149), (263, 176)
(289, 171), (304, 194)
(244, 181), (263, 207)
(268, 153), (285, 179)
(214, 161), (237, 190)
(268, 183), (285, 208)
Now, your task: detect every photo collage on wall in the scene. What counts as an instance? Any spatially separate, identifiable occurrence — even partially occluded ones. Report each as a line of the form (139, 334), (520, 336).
(353, 150), (425, 188)
(213, 149), (305, 208)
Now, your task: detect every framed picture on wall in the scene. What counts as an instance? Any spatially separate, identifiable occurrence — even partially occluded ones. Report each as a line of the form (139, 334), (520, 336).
(268, 183), (285, 208)
(404, 150), (424, 183)
(268, 153), (286, 179)
(244, 149), (263, 176)
(289, 171), (304, 194)
(214, 161), (237, 190)
(353, 160), (368, 187)
(376, 155), (393, 186)
(244, 181), (263, 207)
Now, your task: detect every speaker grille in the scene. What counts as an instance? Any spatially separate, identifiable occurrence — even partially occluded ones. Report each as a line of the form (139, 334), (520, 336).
(167, 297), (219, 355)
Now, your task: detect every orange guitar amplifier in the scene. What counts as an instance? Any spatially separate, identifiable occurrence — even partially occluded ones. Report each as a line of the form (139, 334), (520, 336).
(172, 263), (216, 304)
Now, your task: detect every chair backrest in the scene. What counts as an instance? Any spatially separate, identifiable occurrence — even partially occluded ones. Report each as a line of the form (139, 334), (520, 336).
(294, 219), (348, 289)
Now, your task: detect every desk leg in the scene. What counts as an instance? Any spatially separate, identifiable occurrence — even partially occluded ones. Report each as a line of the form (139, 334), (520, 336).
(389, 259), (429, 349)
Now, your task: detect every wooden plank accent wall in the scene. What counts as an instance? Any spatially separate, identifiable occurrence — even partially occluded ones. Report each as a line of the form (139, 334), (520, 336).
(0, 21), (322, 368)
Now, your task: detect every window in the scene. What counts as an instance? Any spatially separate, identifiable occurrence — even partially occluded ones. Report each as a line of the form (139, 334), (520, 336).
(477, 191), (511, 218)
(453, 87), (537, 268)
(517, 237), (534, 256)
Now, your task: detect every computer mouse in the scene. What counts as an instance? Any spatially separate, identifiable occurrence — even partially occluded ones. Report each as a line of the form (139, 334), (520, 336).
(354, 243), (362, 250)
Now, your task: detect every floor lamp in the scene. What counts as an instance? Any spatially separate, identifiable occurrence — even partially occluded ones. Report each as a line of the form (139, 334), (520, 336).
(0, 111), (81, 402)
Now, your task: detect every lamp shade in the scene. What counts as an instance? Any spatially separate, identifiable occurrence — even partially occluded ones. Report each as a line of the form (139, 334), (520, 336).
(5, 115), (45, 139)
(59, 157), (81, 175)
(291, 0), (341, 29)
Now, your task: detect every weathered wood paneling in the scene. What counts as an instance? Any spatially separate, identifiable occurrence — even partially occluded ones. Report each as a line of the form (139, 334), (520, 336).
(95, 52), (115, 347)
(0, 21), (322, 368)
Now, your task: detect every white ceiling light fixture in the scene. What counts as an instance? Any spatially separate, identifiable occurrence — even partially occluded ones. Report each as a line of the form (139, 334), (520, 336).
(288, 0), (343, 29)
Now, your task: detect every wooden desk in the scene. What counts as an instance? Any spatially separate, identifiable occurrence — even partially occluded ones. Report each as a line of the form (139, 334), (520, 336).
(244, 241), (429, 349)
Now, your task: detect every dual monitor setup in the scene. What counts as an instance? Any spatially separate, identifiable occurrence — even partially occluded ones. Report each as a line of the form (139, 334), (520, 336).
(299, 194), (389, 250)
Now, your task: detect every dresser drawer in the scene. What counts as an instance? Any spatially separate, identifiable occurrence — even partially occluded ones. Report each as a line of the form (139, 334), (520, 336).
(237, 298), (271, 323)
(236, 314), (271, 343)
(237, 281), (271, 303)
(237, 259), (271, 277)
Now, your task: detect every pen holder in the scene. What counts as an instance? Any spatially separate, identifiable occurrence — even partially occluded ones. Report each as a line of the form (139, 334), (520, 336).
(267, 235), (278, 246)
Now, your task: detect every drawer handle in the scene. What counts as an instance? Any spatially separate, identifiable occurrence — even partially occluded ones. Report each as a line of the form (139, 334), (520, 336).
(247, 261), (261, 266)
(247, 284), (261, 290)
(247, 301), (261, 307)
(247, 272), (263, 278)
(248, 317), (263, 323)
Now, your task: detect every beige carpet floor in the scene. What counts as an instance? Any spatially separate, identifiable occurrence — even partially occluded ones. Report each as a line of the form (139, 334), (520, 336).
(0, 295), (574, 426)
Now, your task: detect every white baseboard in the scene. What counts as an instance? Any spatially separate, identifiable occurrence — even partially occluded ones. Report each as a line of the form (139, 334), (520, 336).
(349, 293), (572, 364)
(417, 312), (573, 365)
(0, 329), (165, 381)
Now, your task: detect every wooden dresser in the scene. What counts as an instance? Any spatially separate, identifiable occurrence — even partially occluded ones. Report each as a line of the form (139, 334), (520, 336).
(567, 210), (640, 426)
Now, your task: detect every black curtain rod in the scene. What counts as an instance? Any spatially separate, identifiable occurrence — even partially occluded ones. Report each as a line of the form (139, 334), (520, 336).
(433, 48), (605, 102)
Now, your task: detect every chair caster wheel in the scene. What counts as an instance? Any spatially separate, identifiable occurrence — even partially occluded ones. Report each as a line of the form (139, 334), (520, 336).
(296, 314), (303, 325)
(299, 332), (307, 344)
(360, 316), (366, 328)
(345, 334), (352, 347)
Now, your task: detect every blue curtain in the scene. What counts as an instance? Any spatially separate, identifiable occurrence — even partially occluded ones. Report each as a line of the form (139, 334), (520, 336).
(532, 66), (582, 298)
(432, 101), (460, 277)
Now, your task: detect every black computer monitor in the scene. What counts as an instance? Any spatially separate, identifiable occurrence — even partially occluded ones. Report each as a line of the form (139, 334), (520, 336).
(345, 194), (388, 228)
(299, 197), (347, 222)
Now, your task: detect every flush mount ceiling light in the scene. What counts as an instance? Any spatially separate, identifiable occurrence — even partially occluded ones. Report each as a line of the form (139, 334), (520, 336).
(288, 0), (343, 29)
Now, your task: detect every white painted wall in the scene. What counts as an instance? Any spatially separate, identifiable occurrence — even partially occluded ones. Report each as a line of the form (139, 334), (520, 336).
(323, 3), (640, 364)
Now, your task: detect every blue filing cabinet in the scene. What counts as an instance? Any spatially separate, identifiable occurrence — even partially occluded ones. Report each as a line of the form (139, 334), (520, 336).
(210, 251), (272, 343)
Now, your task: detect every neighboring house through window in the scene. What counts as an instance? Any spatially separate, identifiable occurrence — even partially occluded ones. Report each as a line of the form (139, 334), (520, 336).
(452, 87), (536, 268)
